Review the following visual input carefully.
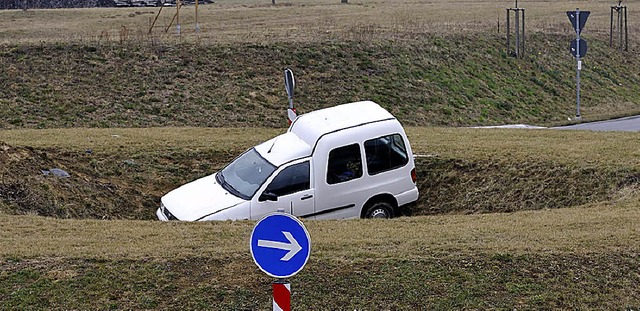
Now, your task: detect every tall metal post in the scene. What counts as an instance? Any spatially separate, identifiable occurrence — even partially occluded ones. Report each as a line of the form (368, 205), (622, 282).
(176, 0), (181, 35)
(619, 6), (623, 51)
(624, 6), (628, 51)
(506, 9), (510, 54)
(514, 8), (520, 58)
(196, 0), (200, 33)
(522, 8), (525, 53)
(610, 7), (614, 47)
(575, 9), (582, 120)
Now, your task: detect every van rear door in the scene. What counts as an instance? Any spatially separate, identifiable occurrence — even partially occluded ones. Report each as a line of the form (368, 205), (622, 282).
(313, 141), (366, 219)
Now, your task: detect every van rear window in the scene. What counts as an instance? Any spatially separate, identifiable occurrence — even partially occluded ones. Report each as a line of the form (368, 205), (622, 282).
(327, 144), (363, 185)
(364, 134), (409, 175)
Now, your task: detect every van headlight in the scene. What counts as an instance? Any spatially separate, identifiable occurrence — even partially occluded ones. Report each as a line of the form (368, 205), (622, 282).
(161, 203), (178, 220)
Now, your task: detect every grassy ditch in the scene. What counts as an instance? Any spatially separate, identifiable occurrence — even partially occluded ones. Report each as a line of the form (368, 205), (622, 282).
(0, 127), (638, 219)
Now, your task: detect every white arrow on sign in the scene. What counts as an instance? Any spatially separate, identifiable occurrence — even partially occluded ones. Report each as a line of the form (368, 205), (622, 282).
(257, 231), (302, 261)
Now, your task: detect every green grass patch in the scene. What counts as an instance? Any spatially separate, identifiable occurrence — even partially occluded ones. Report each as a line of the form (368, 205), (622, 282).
(2, 34), (640, 130)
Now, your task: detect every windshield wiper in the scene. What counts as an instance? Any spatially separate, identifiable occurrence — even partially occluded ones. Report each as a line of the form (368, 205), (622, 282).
(216, 172), (248, 200)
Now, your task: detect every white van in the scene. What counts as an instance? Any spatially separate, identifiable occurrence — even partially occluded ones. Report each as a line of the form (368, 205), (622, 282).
(157, 101), (418, 221)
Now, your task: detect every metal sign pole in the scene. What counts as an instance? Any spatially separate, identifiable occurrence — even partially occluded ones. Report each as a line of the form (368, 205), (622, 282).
(576, 55), (581, 120)
(284, 69), (297, 124)
(567, 8), (589, 120)
(576, 9), (581, 120)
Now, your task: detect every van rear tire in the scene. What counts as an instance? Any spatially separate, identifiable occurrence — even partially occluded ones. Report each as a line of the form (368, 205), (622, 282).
(364, 201), (393, 219)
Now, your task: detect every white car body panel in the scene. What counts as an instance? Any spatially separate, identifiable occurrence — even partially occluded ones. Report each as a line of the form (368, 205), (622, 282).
(159, 173), (247, 221)
(249, 158), (315, 220)
(255, 132), (311, 167)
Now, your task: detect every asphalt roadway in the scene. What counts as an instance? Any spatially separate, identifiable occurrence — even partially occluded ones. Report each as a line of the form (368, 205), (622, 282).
(553, 115), (640, 132)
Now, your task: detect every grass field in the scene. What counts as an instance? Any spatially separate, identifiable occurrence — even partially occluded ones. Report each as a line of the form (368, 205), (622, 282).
(1, 0), (639, 44)
(0, 197), (639, 309)
(1, 0), (640, 309)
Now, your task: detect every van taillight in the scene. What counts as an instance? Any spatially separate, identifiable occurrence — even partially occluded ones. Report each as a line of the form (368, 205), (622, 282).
(411, 168), (417, 183)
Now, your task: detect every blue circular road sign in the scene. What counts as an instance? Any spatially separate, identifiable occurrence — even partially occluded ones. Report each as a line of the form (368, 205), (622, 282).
(570, 38), (588, 58)
(250, 213), (311, 278)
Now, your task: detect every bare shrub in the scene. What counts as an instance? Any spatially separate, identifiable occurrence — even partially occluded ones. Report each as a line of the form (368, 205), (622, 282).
(119, 25), (130, 45)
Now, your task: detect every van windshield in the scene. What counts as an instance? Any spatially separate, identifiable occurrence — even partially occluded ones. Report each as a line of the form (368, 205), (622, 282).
(218, 148), (276, 200)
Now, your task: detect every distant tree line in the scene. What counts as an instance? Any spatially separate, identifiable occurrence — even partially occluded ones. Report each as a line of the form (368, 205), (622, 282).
(0, 0), (213, 10)
(0, 0), (112, 9)
(112, 0), (214, 7)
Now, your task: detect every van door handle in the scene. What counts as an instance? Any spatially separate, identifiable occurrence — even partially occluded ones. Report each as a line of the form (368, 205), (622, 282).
(301, 194), (313, 200)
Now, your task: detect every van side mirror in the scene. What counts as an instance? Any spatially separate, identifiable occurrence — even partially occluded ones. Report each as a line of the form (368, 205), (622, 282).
(259, 192), (278, 202)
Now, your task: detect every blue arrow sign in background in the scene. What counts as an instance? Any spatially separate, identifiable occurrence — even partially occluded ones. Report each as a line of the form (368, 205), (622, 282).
(250, 213), (311, 279)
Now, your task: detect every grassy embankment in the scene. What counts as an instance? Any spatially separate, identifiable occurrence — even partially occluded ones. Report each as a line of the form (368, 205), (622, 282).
(1, 1), (640, 129)
(0, 0), (639, 309)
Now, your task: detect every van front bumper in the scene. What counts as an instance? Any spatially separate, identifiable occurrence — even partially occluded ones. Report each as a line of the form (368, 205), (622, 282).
(157, 202), (178, 221)
(156, 208), (168, 221)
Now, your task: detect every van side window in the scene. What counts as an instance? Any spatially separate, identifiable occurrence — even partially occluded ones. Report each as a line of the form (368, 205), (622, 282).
(364, 134), (409, 175)
(327, 144), (363, 184)
(263, 161), (310, 198)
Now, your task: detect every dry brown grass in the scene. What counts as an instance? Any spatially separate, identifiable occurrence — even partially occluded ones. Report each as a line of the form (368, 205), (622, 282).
(2, 127), (637, 169)
(406, 127), (640, 168)
(1, 0), (638, 45)
(0, 127), (282, 153)
(0, 190), (637, 259)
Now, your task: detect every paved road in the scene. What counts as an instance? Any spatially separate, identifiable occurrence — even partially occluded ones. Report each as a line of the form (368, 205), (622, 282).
(553, 115), (640, 132)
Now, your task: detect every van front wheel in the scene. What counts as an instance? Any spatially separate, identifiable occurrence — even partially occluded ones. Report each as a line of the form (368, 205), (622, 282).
(364, 201), (394, 219)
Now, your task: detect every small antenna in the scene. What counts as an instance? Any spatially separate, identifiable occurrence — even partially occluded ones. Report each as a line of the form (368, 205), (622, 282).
(267, 137), (279, 153)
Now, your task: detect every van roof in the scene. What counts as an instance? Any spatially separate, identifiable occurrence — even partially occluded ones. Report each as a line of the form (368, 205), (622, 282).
(255, 131), (312, 167)
(289, 101), (395, 146)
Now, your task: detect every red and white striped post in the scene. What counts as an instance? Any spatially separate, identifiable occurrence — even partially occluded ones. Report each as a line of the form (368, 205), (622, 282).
(287, 108), (297, 125)
(272, 279), (291, 311)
